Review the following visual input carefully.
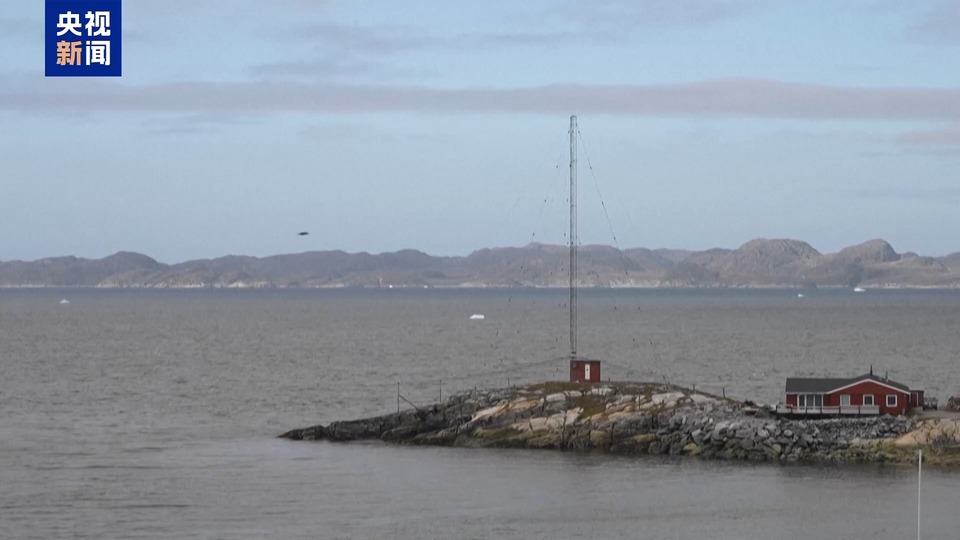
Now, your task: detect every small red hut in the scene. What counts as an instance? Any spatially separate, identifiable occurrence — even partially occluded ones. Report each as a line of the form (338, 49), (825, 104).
(570, 359), (601, 383)
(910, 389), (926, 409)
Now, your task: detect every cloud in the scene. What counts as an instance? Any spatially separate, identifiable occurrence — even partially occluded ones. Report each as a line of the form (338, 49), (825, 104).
(552, 0), (770, 31)
(250, 56), (431, 81)
(893, 122), (960, 157)
(475, 31), (588, 48)
(299, 122), (445, 143)
(141, 112), (257, 136)
(896, 123), (960, 146)
(849, 186), (960, 202)
(253, 23), (590, 81)
(0, 17), (38, 38)
(3, 76), (960, 120)
(270, 22), (591, 53)
(267, 22), (425, 53)
(251, 56), (377, 78)
(253, 23), (586, 81)
(130, 0), (331, 15)
(907, 1), (960, 44)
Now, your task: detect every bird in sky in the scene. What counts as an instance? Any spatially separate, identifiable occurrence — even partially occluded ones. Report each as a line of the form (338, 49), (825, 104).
(297, 232), (309, 236)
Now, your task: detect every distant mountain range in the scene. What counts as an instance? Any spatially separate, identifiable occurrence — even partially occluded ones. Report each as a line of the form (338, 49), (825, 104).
(3, 239), (960, 289)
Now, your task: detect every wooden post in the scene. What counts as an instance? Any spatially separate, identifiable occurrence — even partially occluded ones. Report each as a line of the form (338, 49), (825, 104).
(918, 449), (922, 540)
(397, 382), (400, 414)
(439, 379), (442, 403)
(561, 415), (567, 450)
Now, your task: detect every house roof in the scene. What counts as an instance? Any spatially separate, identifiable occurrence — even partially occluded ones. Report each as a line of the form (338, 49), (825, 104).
(785, 377), (851, 393)
(785, 373), (910, 394)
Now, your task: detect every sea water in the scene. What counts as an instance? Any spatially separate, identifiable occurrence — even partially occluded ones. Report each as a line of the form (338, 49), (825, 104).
(1, 288), (958, 539)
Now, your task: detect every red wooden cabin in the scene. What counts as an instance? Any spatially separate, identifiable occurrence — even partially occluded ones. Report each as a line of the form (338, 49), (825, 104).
(780, 371), (914, 417)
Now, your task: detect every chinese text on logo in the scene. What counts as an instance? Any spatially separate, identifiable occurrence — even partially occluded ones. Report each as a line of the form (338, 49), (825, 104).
(45, 0), (122, 77)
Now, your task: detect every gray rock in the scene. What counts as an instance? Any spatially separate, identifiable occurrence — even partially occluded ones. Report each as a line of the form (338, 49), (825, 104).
(281, 382), (928, 466)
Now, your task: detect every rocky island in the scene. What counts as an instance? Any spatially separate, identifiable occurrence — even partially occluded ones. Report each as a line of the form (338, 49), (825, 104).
(280, 381), (960, 466)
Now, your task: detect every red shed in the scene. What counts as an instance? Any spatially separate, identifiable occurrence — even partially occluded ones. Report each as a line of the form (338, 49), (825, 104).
(779, 371), (914, 417)
(910, 389), (925, 409)
(569, 359), (601, 383)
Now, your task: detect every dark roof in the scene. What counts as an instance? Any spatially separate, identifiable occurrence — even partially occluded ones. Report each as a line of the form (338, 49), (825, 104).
(785, 378), (850, 393)
(849, 373), (910, 392)
(786, 373), (910, 394)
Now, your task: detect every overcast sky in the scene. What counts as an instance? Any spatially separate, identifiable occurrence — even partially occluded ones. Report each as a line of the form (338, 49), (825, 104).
(2, 0), (959, 262)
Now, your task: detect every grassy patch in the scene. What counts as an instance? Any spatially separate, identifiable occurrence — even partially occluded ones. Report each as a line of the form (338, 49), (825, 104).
(525, 381), (593, 394)
(570, 396), (608, 419)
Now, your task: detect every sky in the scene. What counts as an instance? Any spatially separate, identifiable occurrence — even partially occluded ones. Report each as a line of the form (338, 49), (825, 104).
(1, 0), (960, 263)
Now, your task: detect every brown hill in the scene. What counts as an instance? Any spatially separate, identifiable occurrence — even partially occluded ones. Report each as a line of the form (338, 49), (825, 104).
(938, 252), (960, 272)
(0, 251), (162, 287)
(3, 239), (960, 288)
(832, 239), (900, 264)
(702, 239), (821, 286)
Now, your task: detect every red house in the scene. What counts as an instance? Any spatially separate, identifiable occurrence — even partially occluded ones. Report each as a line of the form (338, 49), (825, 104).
(569, 359), (601, 383)
(779, 371), (914, 417)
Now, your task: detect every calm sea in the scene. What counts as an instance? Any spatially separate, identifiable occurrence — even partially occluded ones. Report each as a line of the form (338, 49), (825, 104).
(1, 288), (958, 539)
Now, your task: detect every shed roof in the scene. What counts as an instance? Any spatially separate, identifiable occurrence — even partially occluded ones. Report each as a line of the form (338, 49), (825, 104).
(785, 373), (910, 394)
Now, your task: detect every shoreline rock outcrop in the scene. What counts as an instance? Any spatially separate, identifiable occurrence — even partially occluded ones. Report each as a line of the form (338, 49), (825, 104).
(280, 381), (960, 466)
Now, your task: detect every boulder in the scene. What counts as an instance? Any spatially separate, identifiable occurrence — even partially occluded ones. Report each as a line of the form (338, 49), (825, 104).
(946, 396), (960, 412)
(683, 442), (702, 456)
(590, 430), (611, 448)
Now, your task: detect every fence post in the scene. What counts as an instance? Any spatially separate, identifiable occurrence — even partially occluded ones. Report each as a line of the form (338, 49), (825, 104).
(439, 379), (442, 403)
(397, 382), (400, 414)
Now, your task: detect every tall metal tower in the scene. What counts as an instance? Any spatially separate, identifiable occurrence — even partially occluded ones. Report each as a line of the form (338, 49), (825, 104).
(569, 115), (578, 359)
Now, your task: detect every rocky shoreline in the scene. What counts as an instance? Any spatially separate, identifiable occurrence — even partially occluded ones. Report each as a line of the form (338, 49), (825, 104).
(280, 381), (960, 466)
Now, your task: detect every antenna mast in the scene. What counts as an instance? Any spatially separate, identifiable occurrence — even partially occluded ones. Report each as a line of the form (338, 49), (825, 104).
(569, 115), (578, 359)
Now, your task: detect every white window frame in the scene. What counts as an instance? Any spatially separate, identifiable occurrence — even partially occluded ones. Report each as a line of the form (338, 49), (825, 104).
(863, 394), (874, 406)
(886, 394), (897, 407)
(840, 394), (851, 406)
(798, 394), (823, 407)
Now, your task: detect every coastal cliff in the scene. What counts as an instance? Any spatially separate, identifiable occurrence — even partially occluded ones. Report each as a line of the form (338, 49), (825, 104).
(280, 381), (960, 466)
